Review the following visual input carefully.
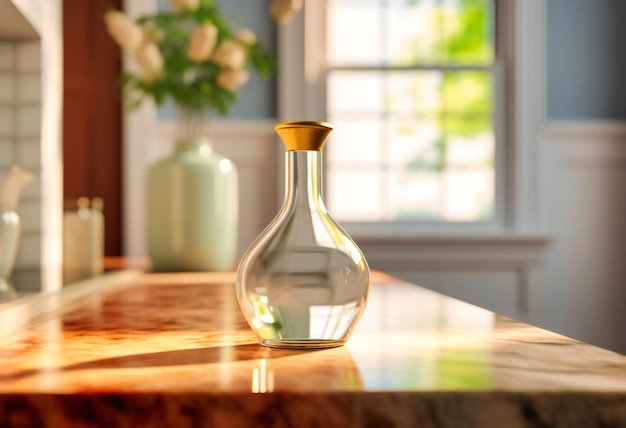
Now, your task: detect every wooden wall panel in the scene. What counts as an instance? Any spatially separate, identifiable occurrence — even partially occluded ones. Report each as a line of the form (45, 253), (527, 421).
(63, 0), (122, 255)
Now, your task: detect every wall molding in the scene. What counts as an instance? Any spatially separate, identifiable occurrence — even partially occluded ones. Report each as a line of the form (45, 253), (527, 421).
(545, 120), (626, 167)
(359, 234), (549, 272)
(545, 120), (626, 142)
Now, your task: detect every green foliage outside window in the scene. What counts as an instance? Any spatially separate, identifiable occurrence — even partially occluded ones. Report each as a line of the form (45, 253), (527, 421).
(401, 0), (494, 175)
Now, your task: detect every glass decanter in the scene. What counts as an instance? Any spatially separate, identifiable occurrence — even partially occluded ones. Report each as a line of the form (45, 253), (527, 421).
(236, 121), (370, 349)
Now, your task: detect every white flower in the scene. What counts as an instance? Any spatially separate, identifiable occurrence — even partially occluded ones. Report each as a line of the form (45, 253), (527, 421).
(270, 0), (303, 24)
(169, 0), (200, 11)
(234, 29), (257, 46)
(133, 43), (164, 82)
(188, 24), (219, 62)
(212, 40), (247, 70)
(216, 69), (250, 91)
(104, 10), (144, 50)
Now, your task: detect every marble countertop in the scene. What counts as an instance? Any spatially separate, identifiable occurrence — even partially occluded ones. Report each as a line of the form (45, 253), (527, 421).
(0, 271), (625, 427)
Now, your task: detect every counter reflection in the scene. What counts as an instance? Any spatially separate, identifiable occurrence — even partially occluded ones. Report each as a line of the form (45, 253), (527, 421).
(349, 281), (495, 391)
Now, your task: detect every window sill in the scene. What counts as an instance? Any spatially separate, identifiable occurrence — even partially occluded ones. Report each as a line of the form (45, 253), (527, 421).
(352, 231), (551, 246)
(348, 229), (551, 271)
(344, 221), (549, 243)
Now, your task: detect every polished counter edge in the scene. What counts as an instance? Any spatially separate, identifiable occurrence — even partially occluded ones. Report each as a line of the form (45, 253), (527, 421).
(0, 271), (625, 427)
(0, 270), (143, 341)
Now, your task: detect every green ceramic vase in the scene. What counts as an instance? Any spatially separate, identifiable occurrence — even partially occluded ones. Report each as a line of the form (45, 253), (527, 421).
(146, 137), (238, 272)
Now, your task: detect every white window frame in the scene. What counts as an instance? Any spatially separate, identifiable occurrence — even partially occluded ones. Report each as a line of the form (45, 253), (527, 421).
(278, 0), (546, 239)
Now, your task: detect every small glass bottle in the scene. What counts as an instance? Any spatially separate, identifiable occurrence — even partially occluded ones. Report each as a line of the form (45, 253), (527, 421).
(62, 197), (104, 285)
(0, 211), (20, 302)
(237, 121), (370, 349)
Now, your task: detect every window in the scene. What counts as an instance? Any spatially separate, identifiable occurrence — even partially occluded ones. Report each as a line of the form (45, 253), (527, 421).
(280, 0), (542, 236)
(326, 0), (497, 225)
(324, 0), (499, 225)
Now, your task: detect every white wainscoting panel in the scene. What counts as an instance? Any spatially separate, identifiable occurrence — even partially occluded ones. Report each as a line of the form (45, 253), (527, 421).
(390, 270), (518, 318)
(539, 120), (626, 354)
(357, 235), (548, 322)
(362, 120), (626, 354)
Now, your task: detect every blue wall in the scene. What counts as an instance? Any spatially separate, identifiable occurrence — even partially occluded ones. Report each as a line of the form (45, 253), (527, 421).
(547, 0), (626, 120)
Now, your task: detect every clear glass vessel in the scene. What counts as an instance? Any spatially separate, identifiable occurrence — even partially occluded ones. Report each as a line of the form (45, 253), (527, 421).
(0, 211), (20, 302)
(236, 121), (370, 349)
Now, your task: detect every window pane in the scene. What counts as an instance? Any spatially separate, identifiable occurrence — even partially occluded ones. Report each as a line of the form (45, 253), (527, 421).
(387, 0), (441, 65)
(441, 0), (494, 65)
(327, 0), (382, 66)
(325, 0), (496, 224)
(447, 126), (494, 166)
(442, 71), (493, 115)
(441, 166), (494, 221)
(385, 70), (493, 118)
(388, 170), (441, 221)
(326, 120), (382, 164)
(330, 70), (491, 117)
(398, 122), (495, 221)
(326, 170), (384, 221)
(327, 71), (494, 222)
(328, 71), (383, 115)
(386, 166), (494, 222)
(329, 0), (494, 67)
(387, 71), (442, 116)
(387, 118), (441, 164)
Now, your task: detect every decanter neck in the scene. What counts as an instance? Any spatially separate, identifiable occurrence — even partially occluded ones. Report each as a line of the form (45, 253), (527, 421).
(284, 151), (323, 207)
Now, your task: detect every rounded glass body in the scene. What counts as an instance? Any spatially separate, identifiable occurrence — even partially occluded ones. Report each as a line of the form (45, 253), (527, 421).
(0, 211), (20, 302)
(237, 151), (370, 349)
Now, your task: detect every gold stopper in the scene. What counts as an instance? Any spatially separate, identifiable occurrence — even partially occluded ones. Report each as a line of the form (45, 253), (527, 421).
(275, 121), (334, 151)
